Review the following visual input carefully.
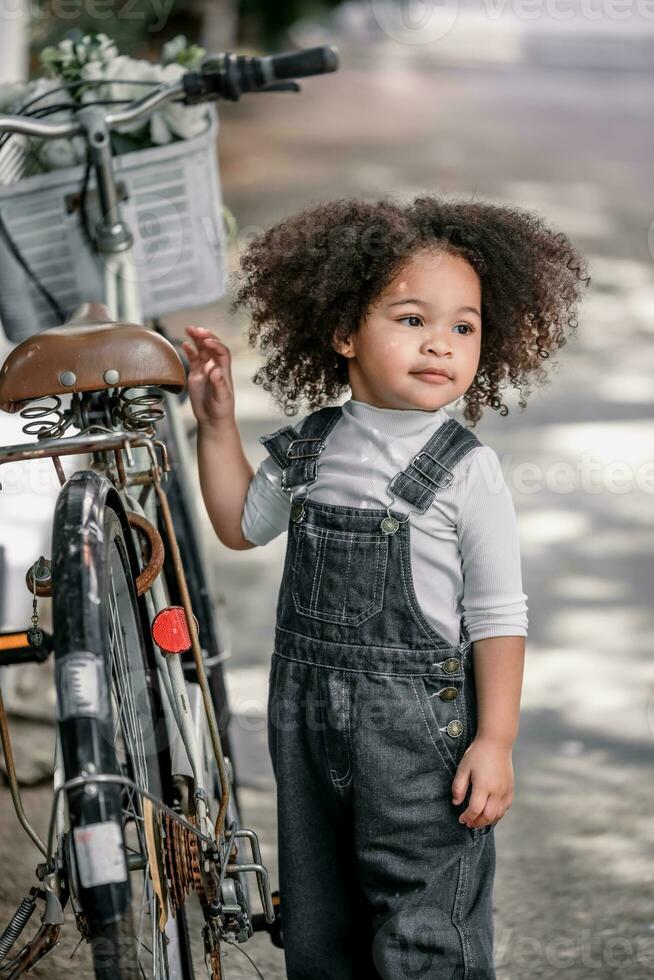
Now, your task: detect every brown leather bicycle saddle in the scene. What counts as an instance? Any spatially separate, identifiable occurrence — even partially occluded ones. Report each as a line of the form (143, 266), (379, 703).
(0, 302), (186, 413)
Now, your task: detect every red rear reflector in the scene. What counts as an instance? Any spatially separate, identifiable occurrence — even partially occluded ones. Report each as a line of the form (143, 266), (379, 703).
(151, 606), (198, 654)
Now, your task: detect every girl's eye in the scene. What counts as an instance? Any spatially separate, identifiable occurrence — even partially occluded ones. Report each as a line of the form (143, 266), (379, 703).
(397, 316), (475, 335)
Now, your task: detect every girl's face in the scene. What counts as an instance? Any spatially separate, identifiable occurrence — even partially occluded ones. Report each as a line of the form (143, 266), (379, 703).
(333, 249), (482, 411)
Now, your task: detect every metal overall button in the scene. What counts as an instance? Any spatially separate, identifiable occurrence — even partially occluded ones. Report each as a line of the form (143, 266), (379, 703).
(412, 676), (464, 778)
(380, 498), (411, 535)
(439, 686), (458, 701)
(442, 657), (461, 674)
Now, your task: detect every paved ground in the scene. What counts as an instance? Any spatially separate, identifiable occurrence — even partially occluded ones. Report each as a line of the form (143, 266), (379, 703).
(1, 23), (654, 980)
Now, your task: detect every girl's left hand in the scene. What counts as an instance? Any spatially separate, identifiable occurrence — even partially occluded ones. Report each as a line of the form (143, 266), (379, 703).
(451, 736), (515, 829)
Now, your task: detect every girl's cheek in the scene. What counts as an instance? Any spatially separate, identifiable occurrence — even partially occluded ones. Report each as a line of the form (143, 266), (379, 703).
(386, 339), (412, 374)
(380, 336), (404, 359)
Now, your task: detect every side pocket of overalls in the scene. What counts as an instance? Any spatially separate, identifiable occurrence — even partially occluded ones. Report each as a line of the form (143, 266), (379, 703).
(266, 655), (280, 776)
(416, 669), (468, 776)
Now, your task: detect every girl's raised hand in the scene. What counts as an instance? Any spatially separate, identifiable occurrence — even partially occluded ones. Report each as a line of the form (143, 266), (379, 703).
(182, 325), (236, 430)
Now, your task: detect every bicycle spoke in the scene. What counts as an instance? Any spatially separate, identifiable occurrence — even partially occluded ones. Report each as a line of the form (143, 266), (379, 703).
(107, 558), (167, 978)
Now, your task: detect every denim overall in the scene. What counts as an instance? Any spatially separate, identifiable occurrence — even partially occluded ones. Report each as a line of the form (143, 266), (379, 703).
(260, 405), (497, 980)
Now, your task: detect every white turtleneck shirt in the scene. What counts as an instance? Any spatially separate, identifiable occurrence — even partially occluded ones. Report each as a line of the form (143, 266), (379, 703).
(241, 397), (528, 647)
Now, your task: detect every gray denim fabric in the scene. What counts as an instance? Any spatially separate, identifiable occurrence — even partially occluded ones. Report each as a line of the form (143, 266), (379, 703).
(260, 406), (497, 980)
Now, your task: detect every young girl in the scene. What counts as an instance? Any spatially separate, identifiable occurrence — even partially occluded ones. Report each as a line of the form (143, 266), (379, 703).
(183, 195), (589, 980)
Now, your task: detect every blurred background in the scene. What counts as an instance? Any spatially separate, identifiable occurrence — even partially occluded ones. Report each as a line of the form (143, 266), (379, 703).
(1, 2), (653, 978)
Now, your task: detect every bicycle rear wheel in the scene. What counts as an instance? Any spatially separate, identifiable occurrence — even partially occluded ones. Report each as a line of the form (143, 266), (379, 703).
(52, 470), (192, 980)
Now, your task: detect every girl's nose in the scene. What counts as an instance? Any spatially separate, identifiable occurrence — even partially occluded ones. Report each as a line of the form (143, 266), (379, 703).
(423, 336), (452, 356)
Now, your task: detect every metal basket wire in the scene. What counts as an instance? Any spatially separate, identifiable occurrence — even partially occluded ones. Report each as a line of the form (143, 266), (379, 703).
(0, 103), (228, 341)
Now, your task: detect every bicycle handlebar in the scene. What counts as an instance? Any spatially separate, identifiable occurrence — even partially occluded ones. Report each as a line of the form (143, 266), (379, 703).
(0, 82), (184, 139)
(0, 44), (340, 140)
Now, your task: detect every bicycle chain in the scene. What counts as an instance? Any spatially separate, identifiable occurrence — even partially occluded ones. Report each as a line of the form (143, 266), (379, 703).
(150, 811), (222, 979)
(186, 826), (223, 980)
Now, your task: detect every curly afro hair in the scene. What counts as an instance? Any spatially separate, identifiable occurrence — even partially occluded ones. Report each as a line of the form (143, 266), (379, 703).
(229, 194), (590, 427)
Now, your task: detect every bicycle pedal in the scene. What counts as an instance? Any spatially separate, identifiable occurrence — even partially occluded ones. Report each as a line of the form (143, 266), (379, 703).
(0, 629), (53, 666)
(251, 889), (284, 949)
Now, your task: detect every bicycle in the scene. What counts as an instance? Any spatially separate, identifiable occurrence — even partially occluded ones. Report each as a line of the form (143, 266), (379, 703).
(0, 43), (340, 979)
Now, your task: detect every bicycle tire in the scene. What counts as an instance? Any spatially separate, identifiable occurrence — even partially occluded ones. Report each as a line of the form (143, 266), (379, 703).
(52, 470), (194, 980)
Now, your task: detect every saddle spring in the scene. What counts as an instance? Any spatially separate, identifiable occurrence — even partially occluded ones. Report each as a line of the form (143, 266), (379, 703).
(117, 386), (166, 432)
(19, 395), (71, 439)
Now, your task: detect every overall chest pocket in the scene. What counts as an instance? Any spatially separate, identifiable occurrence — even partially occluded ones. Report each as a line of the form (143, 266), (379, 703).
(291, 523), (389, 626)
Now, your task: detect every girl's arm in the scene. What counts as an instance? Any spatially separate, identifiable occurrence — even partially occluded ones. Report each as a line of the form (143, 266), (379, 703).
(453, 446), (528, 829)
(197, 419), (258, 551)
(472, 636), (525, 748)
(458, 446), (528, 641)
(453, 635), (525, 829)
(182, 325), (257, 551)
(455, 445), (527, 746)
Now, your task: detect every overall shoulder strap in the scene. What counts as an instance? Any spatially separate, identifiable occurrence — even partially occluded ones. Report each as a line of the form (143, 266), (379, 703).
(258, 405), (343, 493)
(388, 417), (483, 515)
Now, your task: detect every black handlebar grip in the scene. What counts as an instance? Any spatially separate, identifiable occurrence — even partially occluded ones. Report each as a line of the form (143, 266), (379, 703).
(185, 45), (340, 102)
(262, 45), (339, 82)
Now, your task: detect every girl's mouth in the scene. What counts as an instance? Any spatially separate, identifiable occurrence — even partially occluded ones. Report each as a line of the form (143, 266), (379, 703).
(412, 372), (451, 384)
